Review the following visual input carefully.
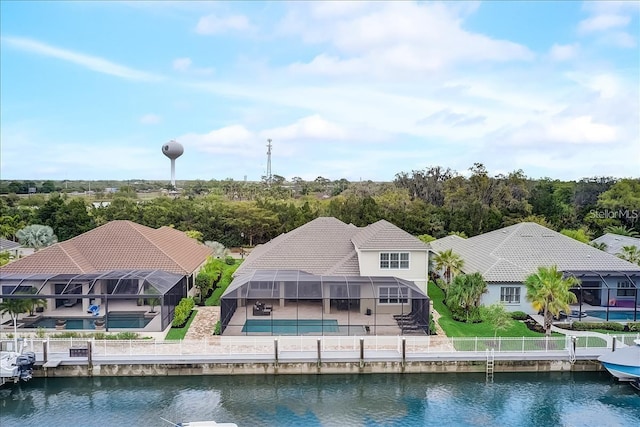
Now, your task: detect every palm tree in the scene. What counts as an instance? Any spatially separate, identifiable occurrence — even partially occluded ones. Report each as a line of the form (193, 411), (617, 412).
(446, 273), (488, 322)
(525, 265), (579, 335)
(433, 249), (465, 285)
(617, 245), (640, 266)
(591, 242), (608, 251)
(16, 224), (57, 250)
(604, 225), (639, 237)
(0, 298), (30, 345)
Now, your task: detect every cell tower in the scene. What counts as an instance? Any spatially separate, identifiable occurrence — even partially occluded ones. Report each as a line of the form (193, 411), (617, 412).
(266, 138), (273, 187)
(162, 140), (184, 188)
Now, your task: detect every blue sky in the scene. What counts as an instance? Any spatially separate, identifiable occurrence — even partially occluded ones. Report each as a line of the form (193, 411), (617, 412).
(1, 1), (638, 182)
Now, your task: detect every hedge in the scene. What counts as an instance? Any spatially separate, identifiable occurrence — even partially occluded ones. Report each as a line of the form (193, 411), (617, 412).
(172, 297), (195, 327)
(572, 321), (625, 331)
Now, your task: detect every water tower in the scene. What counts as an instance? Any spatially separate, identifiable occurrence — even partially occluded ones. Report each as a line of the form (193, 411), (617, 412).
(162, 140), (184, 188)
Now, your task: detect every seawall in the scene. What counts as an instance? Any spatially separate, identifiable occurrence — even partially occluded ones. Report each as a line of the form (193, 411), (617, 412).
(35, 359), (604, 378)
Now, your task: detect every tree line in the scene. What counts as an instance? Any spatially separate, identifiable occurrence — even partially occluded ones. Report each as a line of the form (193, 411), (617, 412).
(1, 165), (638, 250)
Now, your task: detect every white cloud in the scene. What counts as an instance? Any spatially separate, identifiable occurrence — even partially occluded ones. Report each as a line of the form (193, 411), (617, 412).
(578, 14), (630, 33)
(549, 43), (579, 61)
(179, 125), (259, 156)
(172, 57), (214, 75)
(173, 57), (192, 71)
(1, 36), (163, 82)
(577, 1), (638, 47)
(566, 72), (621, 99)
(262, 115), (348, 141)
(195, 14), (252, 35)
(139, 114), (161, 125)
(282, 2), (533, 77)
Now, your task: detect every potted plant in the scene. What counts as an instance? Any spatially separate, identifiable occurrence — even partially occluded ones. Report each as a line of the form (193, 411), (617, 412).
(55, 319), (66, 330)
(94, 319), (105, 330)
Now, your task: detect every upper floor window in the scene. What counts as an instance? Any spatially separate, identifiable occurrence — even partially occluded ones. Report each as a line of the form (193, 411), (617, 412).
(380, 252), (409, 269)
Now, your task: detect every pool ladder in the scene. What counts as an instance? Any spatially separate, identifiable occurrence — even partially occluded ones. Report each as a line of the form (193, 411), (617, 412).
(486, 349), (495, 382)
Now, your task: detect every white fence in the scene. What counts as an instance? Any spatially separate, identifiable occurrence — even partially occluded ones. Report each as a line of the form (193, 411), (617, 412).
(4, 333), (632, 361)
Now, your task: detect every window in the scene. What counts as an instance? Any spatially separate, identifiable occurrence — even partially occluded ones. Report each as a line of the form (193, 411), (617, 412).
(379, 287), (408, 304)
(379, 252), (409, 269)
(500, 287), (520, 304)
(617, 280), (635, 297)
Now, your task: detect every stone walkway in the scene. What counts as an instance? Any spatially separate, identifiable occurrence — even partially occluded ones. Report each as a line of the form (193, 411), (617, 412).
(184, 306), (220, 340)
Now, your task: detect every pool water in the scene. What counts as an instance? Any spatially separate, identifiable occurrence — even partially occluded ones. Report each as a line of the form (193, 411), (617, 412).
(25, 314), (152, 330)
(242, 319), (339, 334)
(586, 310), (639, 321)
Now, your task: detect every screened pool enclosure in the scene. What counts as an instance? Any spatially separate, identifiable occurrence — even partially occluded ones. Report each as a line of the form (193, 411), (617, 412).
(220, 270), (431, 336)
(0, 270), (187, 332)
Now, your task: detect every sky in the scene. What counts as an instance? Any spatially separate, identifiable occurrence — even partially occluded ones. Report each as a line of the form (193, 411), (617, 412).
(1, 1), (639, 183)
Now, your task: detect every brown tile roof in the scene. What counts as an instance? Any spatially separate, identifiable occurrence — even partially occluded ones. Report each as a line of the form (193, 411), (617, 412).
(0, 220), (211, 276)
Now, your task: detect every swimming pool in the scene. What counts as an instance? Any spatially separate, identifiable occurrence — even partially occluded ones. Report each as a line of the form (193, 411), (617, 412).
(586, 310), (639, 321)
(25, 313), (152, 330)
(242, 319), (340, 334)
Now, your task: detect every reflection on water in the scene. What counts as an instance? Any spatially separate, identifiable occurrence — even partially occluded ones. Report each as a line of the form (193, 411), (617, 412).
(1, 372), (639, 427)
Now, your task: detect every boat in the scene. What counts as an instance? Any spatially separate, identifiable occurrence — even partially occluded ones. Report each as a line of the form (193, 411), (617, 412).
(598, 339), (640, 383)
(0, 348), (36, 386)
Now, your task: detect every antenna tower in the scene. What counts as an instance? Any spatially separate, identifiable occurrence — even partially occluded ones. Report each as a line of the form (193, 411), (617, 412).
(266, 138), (273, 187)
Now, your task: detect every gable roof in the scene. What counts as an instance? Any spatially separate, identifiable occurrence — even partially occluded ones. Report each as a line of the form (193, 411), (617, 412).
(236, 217), (428, 277)
(429, 222), (640, 282)
(591, 233), (640, 256)
(352, 219), (429, 251)
(0, 220), (211, 276)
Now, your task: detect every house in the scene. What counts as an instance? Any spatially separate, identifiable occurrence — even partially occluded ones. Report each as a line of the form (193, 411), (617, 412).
(0, 238), (33, 259)
(591, 233), (640, 257)
(220, 217), (431, 335)
(0, 220), (211, 332)
(429, 223), (640, 315)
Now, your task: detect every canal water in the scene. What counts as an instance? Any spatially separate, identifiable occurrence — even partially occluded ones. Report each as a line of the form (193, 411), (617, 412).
(1, 372), (639, 426)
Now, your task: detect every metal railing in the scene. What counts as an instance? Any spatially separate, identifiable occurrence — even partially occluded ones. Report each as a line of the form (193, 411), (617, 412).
(4, 333), (630, 361)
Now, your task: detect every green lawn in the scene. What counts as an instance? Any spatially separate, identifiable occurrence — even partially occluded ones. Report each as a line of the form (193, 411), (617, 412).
(428, 281), (545, 338)
(165, 309), (196, 340)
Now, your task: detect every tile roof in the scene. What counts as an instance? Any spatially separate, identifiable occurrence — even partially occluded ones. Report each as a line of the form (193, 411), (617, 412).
(236, 217), (428, 277)
(0, 220), (211, 276)
(351, 219), (429, 251)
(591, 233), (640, 256)
(429, 222), (640, 282)
(0, 238), (21, 251)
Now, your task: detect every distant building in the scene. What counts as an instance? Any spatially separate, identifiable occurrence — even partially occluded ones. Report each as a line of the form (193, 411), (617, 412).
(591, 233), (640, 256)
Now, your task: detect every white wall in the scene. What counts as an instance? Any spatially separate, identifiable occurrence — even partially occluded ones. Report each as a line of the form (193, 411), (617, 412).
(482, 283), (532, 314)
(357, 249), (428, 291)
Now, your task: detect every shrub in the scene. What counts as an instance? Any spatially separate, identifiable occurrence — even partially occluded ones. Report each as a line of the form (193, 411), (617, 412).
(225, 256), (235, 265)
(626, 322), (640, 332)
(213, 320), (221, 336)
(206, 260), (241, 306)
(172, 297), (195, 327)
(510, 311), (528, 321)
(572, 321), (625, 331)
